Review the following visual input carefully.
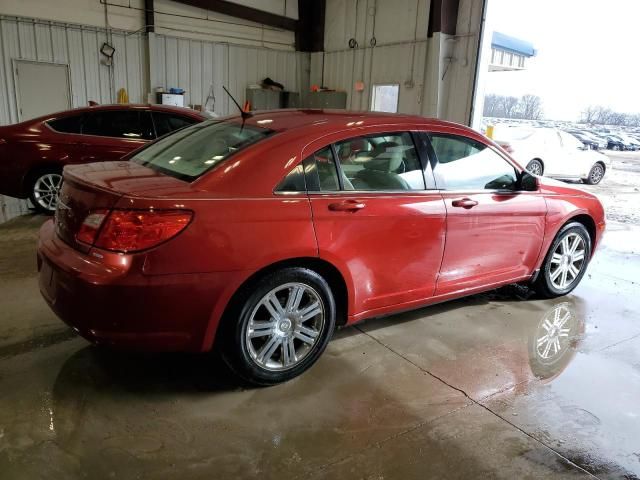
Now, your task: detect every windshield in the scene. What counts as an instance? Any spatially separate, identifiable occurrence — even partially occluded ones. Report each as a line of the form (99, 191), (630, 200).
(132, 120), (273, 181)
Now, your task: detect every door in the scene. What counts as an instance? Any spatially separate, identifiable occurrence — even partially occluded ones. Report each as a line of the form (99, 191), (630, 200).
(14, 60), (71, 121)
(79, 110), (153, 163)
(306, 132), (447, 317)
(428, 133), (547, 295)
(557, 131), (591, 178)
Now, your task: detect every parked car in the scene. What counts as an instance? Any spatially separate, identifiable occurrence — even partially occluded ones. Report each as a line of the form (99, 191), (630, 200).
(494, 127), (610, 184)
(564, 130), (599, 150)
(0, 104), (206, 212)
(615, 133), (640, 151)
(37, 110), (605, 385)
(604, 135), (627, 151)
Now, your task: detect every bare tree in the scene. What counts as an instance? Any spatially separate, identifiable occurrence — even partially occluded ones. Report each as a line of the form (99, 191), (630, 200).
(519, 94), (543, 120)
(500, 96), (520, 118)
(483, 94), (501, 117)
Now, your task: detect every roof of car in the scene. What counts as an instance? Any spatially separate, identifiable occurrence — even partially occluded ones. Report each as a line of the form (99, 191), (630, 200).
(221, 109), (473, 135)
(28, 103), (205, 123)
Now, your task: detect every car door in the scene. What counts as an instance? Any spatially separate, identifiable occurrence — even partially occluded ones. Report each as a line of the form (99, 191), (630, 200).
(45, 113), (90, 164)
(305, 131), (447, 318)
(78, 110), (153, 163)
(558, 131), (591, 178)
(427, 132), (547, 296)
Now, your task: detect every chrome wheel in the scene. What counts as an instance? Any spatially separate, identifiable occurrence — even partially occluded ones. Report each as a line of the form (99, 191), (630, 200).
(589, 164), (604, 184)
(33, 173), (62, 211)
(548, 233), (586, 290)
(535, 303), (574, 362)
(245, 282), (325, 371)
(527, 160), (543, 176)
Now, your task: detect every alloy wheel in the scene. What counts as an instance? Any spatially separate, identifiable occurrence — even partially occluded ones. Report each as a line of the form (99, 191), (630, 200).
(33, 173), (63, 212)
(527, 161), (543, 176)
(245, 282), (325, 371)
(535, 302), (574, 362)
(548, 233), (586, 290)
(590, 164), (604, 184)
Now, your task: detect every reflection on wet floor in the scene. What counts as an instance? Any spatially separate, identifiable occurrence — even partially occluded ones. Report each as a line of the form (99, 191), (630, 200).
(0, 219), (639, 479)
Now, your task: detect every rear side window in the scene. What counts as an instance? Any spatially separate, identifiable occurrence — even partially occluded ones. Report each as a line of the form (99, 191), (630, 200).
(153, 112), (198, 137)
(132, 120), (273, 181)
(430, 134), (518, 191)
(47, 115), (83, 134)
(334, 133), (424, 190)
(83, 111), (154, 140)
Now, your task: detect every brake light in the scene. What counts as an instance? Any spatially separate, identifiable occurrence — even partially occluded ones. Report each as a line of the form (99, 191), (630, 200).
(76, 210), (108, 245)
(77, 209), (192, 252)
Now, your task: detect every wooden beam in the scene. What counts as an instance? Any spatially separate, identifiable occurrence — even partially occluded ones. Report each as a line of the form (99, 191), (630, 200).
(428, 0), (460, 37)
(171, 0), (298, 31)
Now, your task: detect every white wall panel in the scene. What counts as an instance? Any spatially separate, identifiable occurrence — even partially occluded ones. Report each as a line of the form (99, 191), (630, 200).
(151, 33), (303, 115)
(0, 16), (146, 126)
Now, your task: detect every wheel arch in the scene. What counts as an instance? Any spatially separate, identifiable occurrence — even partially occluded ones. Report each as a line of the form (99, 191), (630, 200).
(210, 256), (351, 351)
(566, 214), (596, 251)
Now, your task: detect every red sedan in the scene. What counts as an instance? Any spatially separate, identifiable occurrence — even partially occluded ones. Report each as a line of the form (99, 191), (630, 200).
(0, 104), (205, 213)
(36, 110), (605, 385)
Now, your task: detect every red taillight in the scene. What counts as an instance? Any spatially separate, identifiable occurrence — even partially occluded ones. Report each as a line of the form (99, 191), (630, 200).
(77, 209), (192, 253)
(76, 210), (108, 245)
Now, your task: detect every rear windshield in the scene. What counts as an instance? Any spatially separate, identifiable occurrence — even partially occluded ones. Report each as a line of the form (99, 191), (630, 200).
(132, 120), (273, 181)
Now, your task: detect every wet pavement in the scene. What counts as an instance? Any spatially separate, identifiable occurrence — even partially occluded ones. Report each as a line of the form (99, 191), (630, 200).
(0, 215), (639, 479)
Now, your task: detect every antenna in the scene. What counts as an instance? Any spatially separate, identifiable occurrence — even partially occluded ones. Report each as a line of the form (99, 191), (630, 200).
(223, 86), (252, 120)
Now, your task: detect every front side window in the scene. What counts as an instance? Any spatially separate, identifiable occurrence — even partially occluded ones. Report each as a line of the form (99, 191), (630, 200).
(334, 133), (425, 191)
(132, 120), (272, 181)
(83, 110), (154, 140)
(47, 114), (83, 134)
(430, 134), (519, 191)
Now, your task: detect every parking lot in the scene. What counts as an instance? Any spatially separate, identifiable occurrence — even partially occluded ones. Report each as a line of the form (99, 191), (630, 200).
(0, 152), (638, 479)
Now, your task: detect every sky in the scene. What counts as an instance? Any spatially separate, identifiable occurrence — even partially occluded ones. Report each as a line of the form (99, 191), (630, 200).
(484, 0), (640, 120)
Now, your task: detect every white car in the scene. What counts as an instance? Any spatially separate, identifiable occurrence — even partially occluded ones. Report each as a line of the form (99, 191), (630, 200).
(493, 127), (611, 185)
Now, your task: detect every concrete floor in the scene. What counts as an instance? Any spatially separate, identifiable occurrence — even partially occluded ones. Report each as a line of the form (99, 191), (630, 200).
(0, 215), (639, 479)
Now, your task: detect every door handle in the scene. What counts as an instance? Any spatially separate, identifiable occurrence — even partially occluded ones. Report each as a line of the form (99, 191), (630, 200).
(451, 198), (478, 209)
(328, 200), (366, 212)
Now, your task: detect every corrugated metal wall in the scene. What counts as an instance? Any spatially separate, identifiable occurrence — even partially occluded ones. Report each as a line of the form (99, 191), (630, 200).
(321, 42), (429, 115)
(151, 33), (304, 115)
(0, 15), (146, 126)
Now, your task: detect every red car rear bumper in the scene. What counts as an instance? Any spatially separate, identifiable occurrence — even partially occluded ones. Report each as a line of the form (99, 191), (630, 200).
(37, 220), (237, 352)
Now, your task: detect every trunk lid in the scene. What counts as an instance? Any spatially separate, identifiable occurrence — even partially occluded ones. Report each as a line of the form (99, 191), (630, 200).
(56, 161), (190, 252)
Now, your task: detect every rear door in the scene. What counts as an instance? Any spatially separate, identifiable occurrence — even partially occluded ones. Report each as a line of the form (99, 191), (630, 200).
(79, 110), (153, 163)
(427, 132), (547, 295)
(305, 131), (447, 317)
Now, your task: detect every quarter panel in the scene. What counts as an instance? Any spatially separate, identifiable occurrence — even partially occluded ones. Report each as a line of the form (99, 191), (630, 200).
(110, 195), (318, 276)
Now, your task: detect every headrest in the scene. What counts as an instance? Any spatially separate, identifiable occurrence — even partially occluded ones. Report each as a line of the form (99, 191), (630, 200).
(362, 142), (403, 172)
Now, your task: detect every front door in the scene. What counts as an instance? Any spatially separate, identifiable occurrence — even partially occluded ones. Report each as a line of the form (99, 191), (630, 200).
(306, 132), (447, 318)
(427, 132), (547, 296)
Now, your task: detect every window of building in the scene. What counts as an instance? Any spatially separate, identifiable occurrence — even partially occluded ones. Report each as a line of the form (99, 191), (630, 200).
(371, 84), (400, 113)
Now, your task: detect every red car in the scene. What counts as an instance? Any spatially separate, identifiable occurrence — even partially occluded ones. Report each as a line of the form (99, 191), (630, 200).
(0, 104), (205, 213)
(36, 110), (605, 385)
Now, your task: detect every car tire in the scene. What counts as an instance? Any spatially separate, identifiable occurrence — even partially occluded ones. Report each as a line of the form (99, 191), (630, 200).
(218, 267), (336, 386)
(28, 168), (63, 214)
(532, 222), (591, 299)
(583, 163), (605, 185)
(526, 159), (544, 176)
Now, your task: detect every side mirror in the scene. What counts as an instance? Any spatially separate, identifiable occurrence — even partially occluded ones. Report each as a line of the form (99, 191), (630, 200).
(519, 171), (538, 191)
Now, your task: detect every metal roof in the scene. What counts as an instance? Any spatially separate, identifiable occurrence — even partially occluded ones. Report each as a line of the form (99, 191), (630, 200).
(491, 32), (536, 57)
